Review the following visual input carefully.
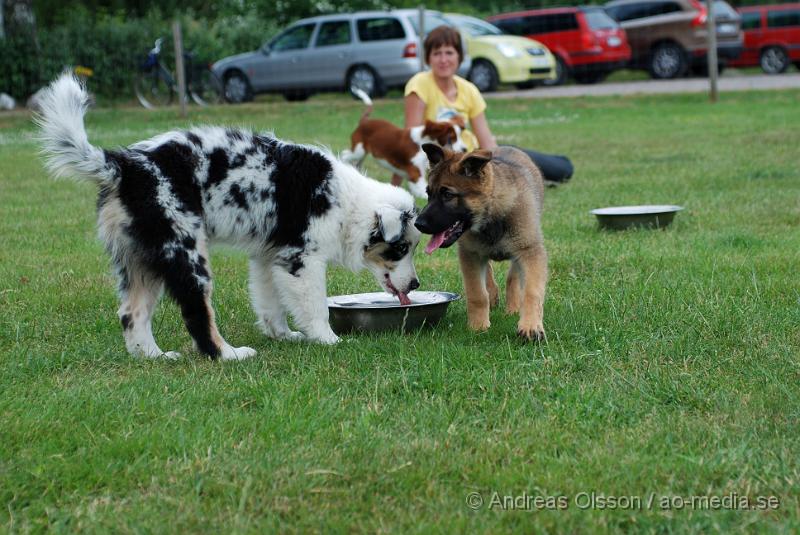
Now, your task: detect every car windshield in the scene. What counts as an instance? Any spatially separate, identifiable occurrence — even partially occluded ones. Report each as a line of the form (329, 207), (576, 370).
(583, 8), (620, 29)
(268, 23), (315, 51)
(406, 12), (453, 35)
(713, 1), (739, 19)
(447, 15), (505, 36)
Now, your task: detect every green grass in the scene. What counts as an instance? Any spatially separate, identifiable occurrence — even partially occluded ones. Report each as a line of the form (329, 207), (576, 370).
(1, 90), (799, 533)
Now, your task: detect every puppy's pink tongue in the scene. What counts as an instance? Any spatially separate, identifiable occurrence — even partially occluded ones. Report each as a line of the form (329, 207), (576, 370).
(398, 292), (412, 306)
(425, 232), (446, 255)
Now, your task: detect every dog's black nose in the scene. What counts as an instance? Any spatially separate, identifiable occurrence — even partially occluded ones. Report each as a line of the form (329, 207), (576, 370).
(409, 279), (420, 291)
(414, 216), (432, 234)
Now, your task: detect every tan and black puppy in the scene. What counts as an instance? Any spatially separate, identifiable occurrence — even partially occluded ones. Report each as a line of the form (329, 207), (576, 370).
(415, 144), (548, 341)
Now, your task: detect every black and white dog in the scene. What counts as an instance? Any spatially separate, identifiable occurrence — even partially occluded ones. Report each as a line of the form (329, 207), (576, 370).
(36, 74), (421, 360)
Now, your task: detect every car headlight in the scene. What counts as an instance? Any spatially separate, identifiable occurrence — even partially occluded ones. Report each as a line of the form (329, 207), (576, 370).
(527, 48), (546, 56)
(496, 43), (522, 58)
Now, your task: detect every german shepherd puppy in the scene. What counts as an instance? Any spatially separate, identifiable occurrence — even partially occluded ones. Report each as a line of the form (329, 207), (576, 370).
(414, 144), (547, 341)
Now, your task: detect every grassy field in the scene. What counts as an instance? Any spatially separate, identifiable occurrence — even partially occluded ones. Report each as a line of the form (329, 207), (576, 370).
(1, 88), (799, 533)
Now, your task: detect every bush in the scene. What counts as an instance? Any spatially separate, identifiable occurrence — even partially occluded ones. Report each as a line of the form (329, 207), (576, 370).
(0, 9), (276, 101)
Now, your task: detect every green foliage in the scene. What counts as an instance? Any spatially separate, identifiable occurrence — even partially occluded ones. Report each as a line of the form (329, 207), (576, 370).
(32, 0), (242, 27)
(26, 0), (765, 32)
(181, 13), (276, 66)
(0, 9), (273, 100)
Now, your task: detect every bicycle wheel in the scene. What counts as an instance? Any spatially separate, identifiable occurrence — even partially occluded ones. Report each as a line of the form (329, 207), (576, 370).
(134, 67), (173, 109)
(190, 68), (223, 106)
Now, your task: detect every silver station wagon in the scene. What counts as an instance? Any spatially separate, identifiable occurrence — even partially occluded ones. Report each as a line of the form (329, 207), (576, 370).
(212, 10), (471, 103)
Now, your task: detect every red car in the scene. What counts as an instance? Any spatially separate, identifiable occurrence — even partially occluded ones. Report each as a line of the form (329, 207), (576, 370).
(488, 6), (631, 85)
(729, 3), (800, 73)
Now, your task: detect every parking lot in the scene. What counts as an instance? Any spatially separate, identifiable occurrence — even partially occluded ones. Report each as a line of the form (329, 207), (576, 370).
(488, 71), (800, 99)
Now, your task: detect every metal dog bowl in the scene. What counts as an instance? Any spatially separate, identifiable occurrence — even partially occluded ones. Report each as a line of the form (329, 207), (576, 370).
(591, 205), (684, 230)
(327, 291), (460, 334)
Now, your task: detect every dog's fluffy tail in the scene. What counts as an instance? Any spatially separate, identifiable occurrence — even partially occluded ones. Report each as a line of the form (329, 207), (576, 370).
(353, 88), (374, 124)
(35, 72), (116, 183)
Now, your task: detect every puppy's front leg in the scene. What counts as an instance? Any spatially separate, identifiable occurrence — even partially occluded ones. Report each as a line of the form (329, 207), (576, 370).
(485, 262), (500, 309)
(271, 257), (339, 344)
(249, 258), (304, 342)
(516, 245), (548, 342)
(458, 246), (491, 331)
(505, 260), (522, 314)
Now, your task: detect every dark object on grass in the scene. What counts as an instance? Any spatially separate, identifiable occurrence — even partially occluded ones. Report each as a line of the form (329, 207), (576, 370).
(591, 205), (684, 230)
(509, 146), (573, 186)
(327, 291), (459, 334)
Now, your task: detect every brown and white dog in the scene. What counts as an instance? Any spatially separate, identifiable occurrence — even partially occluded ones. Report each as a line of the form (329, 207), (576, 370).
(341, 89), (467, 199)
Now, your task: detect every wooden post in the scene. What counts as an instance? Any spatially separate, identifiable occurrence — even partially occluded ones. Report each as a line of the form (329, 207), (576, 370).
(418, 6), (425, 72)
(706, 0), (719, 102)
(172, 20), (187, 116)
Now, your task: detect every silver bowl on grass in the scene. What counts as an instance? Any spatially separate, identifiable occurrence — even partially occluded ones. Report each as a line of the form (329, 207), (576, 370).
(591, 205), (684, 231)
(327, 291), (459, 334)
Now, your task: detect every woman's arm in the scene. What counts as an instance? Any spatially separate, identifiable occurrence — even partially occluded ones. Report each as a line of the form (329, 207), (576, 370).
(470, 112), (497, 149)
(404, 93), (426, 128)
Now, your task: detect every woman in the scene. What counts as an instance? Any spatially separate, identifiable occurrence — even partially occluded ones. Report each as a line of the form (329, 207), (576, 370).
(392, 25), (573, 188)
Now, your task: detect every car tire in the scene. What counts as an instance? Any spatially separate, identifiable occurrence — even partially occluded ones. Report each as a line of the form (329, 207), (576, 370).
(760, 46), (790, 74)
(468, 60), (499, 92)
(542, 56), (568, 86)
(347, 65), (385, 98)
(223, 70), (253, 104)
(648, 42), (687, 79)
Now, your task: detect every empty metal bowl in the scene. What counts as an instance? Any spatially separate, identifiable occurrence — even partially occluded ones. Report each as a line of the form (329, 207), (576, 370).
(591, 205), (684, 230)
(327, 291), (460, 334)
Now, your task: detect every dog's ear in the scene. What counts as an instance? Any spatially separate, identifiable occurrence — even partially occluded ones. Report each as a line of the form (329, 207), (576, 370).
(423, 120), (446, 137)
(459, 150), (492, 178)
(376, 205), (408, 243)
(450, 115), (466, 129)
(422, 143), (445, 166)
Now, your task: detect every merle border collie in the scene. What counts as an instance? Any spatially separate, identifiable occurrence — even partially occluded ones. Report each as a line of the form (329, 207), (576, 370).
(36, 74), (421, 360)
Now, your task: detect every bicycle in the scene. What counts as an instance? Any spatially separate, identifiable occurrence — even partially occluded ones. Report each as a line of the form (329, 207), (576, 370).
(134, 38), (223, 109)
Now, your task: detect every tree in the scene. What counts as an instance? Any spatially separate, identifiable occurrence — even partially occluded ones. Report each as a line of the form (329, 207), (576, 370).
(3, 0), (37, 38)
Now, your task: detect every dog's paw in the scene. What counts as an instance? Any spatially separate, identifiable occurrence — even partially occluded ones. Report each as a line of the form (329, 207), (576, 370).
(468, 316), (491, 332)
(283, 331), (305, 342)
(220, 346), (257, 361)
(316, 333), (340, 345)
(131, 346), (180, 359)
(505, 301), (520, 315)
(261, 325), (305, 342)
(306, 324), (340, 345)
(517, 321), (545, 343)
(308, 330), (340, 344)
(256, 319), (298, 341)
